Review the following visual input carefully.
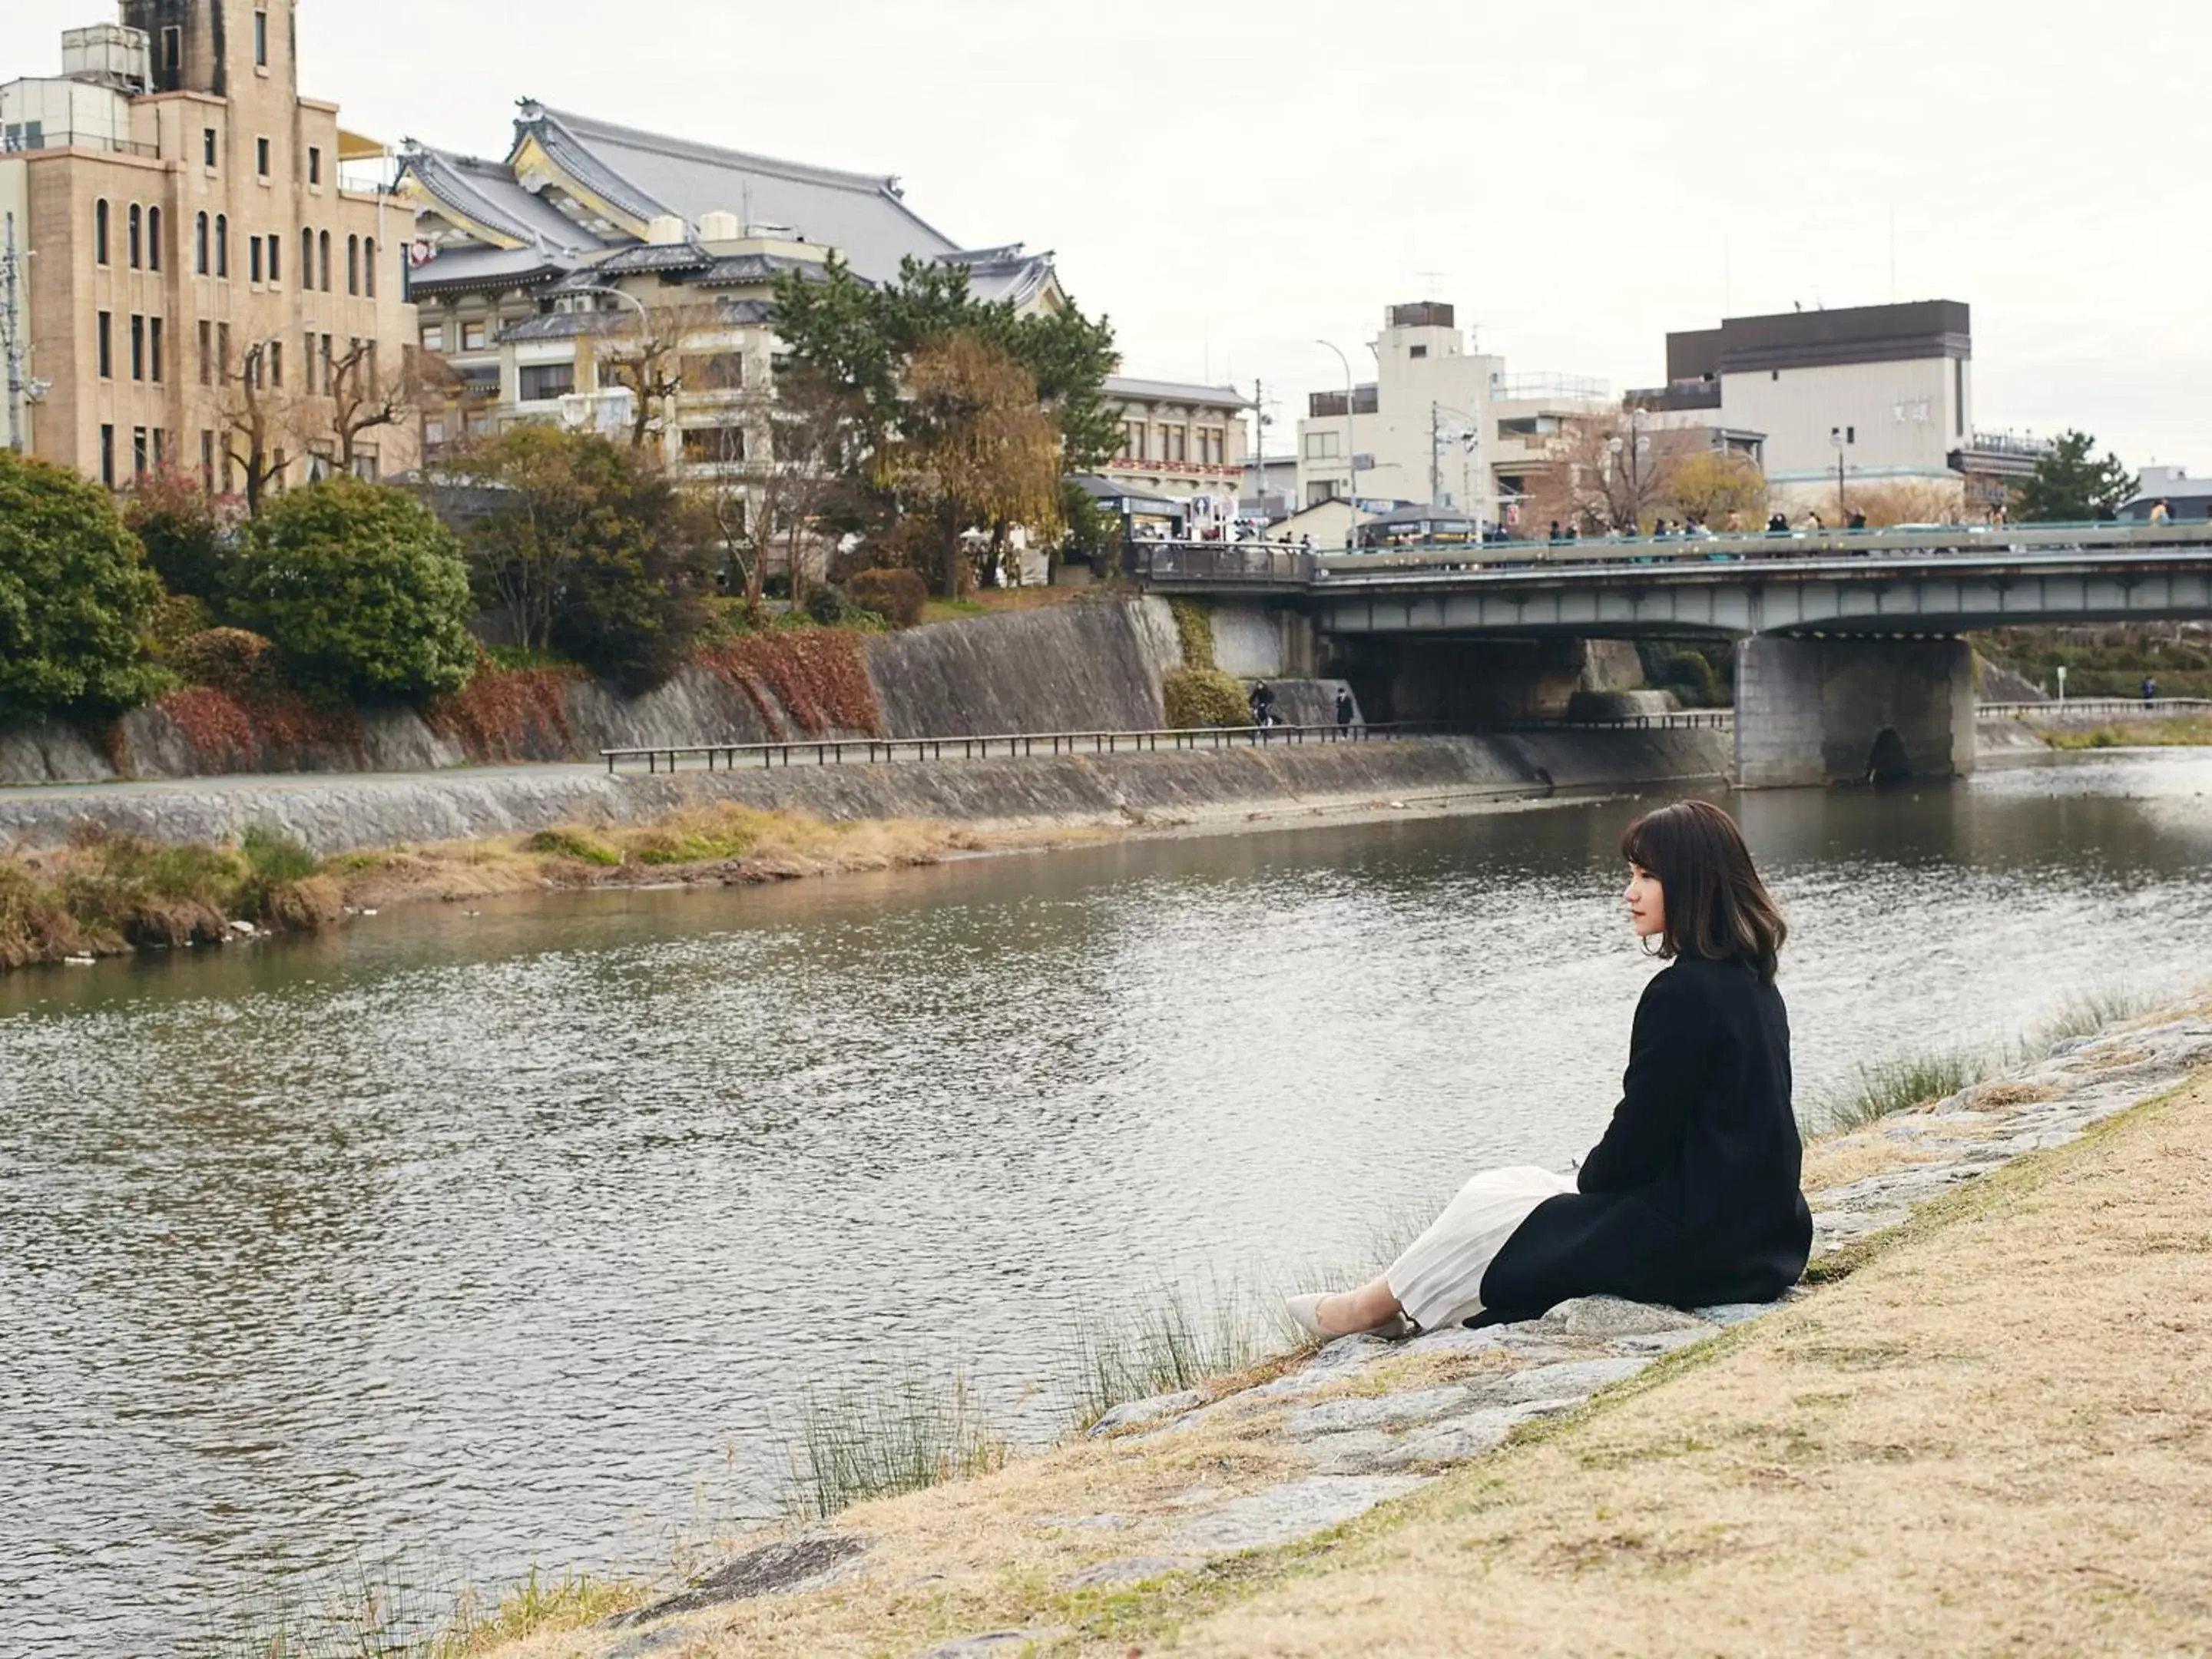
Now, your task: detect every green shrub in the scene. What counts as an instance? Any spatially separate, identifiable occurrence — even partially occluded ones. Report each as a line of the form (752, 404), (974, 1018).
(1164, 666), (1248, 728)
(149, 594), (214, 655)
(172, 628), (281, 700)
(1169, 598), (1216, 669)
(228, 476), (476, 701)
(846, 568), (928, 630)
(525, 827), (622, 866)
(123, 470), (230, 602)
(0, 449), (166, 717)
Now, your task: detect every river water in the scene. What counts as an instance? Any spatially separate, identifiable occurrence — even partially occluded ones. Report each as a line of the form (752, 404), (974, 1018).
(5, 750), (2212, 1652)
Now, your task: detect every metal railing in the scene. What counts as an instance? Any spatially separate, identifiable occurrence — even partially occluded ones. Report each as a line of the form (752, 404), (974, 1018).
(601, 711), (1735, 773)
(1131, 543), (1318, 584)
(1980, 697), (2212, 720)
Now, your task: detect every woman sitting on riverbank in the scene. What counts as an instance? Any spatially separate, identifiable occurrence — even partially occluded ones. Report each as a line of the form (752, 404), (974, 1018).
(1288, 799), (1813, 1338)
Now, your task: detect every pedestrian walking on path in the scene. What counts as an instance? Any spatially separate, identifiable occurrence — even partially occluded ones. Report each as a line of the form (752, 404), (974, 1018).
(1335, 687), (1356, 729)
(1288, 800), (1810, 1337)
(2143, 674), (2158, 709)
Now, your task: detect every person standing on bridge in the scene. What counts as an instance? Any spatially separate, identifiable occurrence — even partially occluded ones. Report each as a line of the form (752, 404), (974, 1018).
(1286, 800), (1810, 1338)
(2150, 499), (2171, 526)
(2143, 674), (2158, 709)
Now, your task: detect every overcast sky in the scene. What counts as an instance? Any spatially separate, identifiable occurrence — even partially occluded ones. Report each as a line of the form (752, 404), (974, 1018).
(10, 0), (2208, 467)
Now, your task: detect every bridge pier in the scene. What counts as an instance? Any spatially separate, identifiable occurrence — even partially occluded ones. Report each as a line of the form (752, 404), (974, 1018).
(1734, 635), (1976, 788)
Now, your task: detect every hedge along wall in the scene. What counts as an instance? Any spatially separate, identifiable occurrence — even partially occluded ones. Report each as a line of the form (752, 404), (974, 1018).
(865, 598), (1183, 738)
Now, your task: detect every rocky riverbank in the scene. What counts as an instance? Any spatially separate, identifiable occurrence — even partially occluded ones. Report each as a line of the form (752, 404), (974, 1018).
(464, 992), (2212, 1657)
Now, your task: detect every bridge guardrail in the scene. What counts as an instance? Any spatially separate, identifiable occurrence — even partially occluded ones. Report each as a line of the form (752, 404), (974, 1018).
(601, 711), (1735, 773)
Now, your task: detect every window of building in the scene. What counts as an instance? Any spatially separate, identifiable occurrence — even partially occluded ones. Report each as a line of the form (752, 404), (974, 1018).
(1955, 359), (1965, 436)
(214, 214), (227, 277)
(423, 417), (448, 449)
(250, 236), (263, 284)
(96, 311), (112, 378)
(203, 127), (217, 168)
(254, 9), (269, 67)
(217, 323), (230, 381)
(1122, 421), (1146, 461)
(270, 341), (283, 388)
(1409, 344), (1428, 359)
(161, 25), (181, 80)
(132, 426), (149, 478)
(198, 319), (213, 384)
(518, 362), (578, 402)
(130, 314), (144, 380)
(127, 204), (142, 269)
(200, 429), (215, 491)
(353, 451), (379, 483)
(1200, 428), (1224, 465)
(94, 199), (110, 264)
(363, 239), (376, 298)
(685, 351), (745, 391)
(1165, 426), (1187, 463)
(151, 429), (165, 471)
(273, 449), (286, 489)
(194, 212), (208, 273)
(146, 207), (161, 271)
(307, 146), (321, 187)
(422, 322), (445, 353)
(268, 233), (280, 285)
(149, 316), (163, 383)
(1303, 430), (1340, 459)
(318, 230), (330, 292)
(301, 229), (313, 289)
(460, 318), (488, 351)
(681, 426), (746, 462)
(256, 137), (270, 177)
(346, 235), (359, 296)
(303, 330), (318, 392)
(100, 425), (115, 486)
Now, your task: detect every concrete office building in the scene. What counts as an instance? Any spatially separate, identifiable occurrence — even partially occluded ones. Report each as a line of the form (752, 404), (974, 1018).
(1, 3), (419, 488)
(1636, 300), (1972, 505)
(1295, 301), (1613, 531)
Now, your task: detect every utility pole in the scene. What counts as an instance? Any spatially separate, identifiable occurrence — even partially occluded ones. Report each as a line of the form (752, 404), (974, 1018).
(1430, 400), (1442, 508)
(2, 212), (25, 452)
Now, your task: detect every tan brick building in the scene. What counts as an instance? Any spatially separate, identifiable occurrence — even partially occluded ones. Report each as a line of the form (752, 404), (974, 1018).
(0, 2), (416, 495)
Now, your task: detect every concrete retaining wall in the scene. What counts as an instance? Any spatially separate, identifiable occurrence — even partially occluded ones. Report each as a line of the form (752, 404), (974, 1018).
(0, 600), (1187, 787)
(0, 730), (1731, 857)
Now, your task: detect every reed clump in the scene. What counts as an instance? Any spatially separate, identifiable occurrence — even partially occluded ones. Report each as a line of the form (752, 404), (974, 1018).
(787, 1371), (1008, 1522)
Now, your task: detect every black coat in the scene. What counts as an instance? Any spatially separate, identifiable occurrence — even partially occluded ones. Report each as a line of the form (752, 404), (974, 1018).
(1478, 956), (1813, 1320)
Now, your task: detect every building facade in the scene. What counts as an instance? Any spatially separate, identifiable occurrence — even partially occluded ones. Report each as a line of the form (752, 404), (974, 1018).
(396, 103), (1063, 545)
(2, 3), (419, 491)
(1636, 301), (1971, 504)
(1294, 302), (1614, 531)
(1100, 375), (1250, 504)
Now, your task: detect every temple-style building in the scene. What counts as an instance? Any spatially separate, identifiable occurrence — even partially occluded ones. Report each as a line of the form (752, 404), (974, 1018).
(396, 103), (1063, 526)
(1, 2), (419, 492)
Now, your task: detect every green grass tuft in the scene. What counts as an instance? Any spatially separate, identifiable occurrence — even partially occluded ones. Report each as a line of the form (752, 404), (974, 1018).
(523, 827), (623, 867)
(786, 1369), (1007, 1522)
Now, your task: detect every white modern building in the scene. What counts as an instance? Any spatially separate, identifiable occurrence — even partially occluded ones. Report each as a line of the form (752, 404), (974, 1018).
(1295, 301), (1612, 531)
(1633, 300), (1972, 504)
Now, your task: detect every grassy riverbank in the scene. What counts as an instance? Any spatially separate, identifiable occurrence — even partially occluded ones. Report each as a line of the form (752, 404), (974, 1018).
(0, 806), (1089, 974)
(2040, 714), (2212, 749)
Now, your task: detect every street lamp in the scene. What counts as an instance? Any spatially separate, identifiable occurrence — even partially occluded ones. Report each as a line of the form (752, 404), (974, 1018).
(565, 282), (659, 435)
(1830, 424), (1854, 522)
(1317, 338), (1359, 548)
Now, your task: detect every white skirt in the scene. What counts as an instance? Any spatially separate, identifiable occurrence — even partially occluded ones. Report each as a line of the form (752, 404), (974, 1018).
(1386, 1165), (1578, 1332)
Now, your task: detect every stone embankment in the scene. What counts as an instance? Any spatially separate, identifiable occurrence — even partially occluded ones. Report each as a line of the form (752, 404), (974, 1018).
(0, 601), (1192, 787)
(0, 729), (1728, 857)
(531, 1000), (2212, 1657)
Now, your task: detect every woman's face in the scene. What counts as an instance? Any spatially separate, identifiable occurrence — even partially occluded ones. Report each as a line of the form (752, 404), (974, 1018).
(1624, 863), (1666, 939)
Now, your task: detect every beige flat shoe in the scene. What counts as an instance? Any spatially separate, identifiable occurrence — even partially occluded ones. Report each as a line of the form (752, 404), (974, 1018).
(1285, 1292), (1413, 1342)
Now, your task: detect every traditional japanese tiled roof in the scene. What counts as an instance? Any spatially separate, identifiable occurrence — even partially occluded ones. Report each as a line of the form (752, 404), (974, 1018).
(400, 144), (595, 253)
(1104, 376), (1253, 410)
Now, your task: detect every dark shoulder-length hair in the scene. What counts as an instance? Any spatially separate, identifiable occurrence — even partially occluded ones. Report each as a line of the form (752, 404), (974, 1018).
(1621, 800), (1787, 981)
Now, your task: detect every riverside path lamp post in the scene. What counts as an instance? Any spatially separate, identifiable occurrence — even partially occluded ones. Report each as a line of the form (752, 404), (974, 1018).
(1831, 424), (1854, 521)
(1318, 339), (1359, 549)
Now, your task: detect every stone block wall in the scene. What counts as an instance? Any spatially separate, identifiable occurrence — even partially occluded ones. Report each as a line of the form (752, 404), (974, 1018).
(1734, 635), (1975, 788)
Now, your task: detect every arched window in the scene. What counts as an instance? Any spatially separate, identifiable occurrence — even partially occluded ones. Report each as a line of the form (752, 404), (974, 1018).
(363, 238), (376, 298)
(302, 229), (314, 289)
(346, 234), (359, 296)
(194, 213), (209, 274)
(147, 207), (162, 271)
(94, 199), (111, 265)
(127, 204), (143, 269)
(214, 214), (228, 278)
(318, 230), (330, 292)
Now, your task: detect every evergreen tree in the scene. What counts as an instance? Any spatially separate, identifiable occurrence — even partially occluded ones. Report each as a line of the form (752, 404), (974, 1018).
(2016, 430), (2137, 522)
(0, 449), (165, 717)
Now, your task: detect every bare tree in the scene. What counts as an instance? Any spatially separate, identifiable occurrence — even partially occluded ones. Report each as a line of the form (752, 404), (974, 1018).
(598, 301), (720, 452)
(215, 339), (304, 518)
(1523, 410), (1700, 535)
(328, 339), (435, 472)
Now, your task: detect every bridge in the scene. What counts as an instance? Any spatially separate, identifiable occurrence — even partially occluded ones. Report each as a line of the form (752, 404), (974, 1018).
(1131, 524), (2212, 788)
